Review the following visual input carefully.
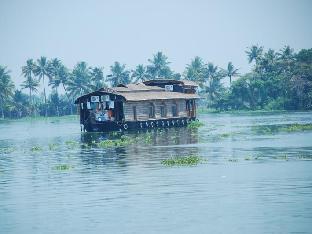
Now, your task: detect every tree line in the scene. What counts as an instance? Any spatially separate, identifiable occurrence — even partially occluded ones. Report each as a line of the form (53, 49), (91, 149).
(0, 46), (311, 118)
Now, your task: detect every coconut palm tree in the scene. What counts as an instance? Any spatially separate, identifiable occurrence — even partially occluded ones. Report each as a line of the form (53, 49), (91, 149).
(0, 66), (15, 118)
(21, 59), (39, 113)
(67, 61), (92, 99)
(147, 52), (172, 79)
(225, 62), (239, 84)
(57, 65), (73, 114)
(184, 56), (205, 82)
(107, 62), (131, 87)
(278, 45), (294, 60)
(203, 63), (225, 104)
(131, 64), (148, 82)
(34, 56), (50, 116)
(90, 66), (105, 89)
(246, 45), (264, 64)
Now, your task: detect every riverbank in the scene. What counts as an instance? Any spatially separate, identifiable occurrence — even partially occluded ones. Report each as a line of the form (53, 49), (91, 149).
(0, 114), (79, 123)
(197, 108), (312, 115)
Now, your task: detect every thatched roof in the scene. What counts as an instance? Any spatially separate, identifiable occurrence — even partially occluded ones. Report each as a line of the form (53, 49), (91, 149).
(119, 91), (199, 101)
(74, 81), (200, 103)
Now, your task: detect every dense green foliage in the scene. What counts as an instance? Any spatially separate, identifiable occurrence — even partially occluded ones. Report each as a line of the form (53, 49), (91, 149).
(0, 46), (311, 119)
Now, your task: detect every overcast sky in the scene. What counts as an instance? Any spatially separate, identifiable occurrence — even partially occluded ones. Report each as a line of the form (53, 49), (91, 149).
(0, 0), (311, 88)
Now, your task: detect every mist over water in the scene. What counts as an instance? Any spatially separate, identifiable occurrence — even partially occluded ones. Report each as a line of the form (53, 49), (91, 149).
(0, 112), (312, 233)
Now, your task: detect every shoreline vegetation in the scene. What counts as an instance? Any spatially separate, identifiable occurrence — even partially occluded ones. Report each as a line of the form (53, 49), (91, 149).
(0, 46), (311, 120)
(0, 110), (312, 124)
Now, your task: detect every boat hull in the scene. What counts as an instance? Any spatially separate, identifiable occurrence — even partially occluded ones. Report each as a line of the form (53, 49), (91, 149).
(82, 117), (196, 132)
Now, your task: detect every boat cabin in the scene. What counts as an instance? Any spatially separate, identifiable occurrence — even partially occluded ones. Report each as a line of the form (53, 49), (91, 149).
(74, 79), (200, 132)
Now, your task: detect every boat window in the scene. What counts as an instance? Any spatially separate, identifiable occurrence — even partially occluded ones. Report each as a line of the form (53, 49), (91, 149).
(160, 103), (166, 117)
(133, 106), (137, 120)
(149, 103), (155, 118)
(172, 103), (178, 117)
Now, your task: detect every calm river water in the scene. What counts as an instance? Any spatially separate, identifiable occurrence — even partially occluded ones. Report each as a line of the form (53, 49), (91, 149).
(0, 112), (312, 234)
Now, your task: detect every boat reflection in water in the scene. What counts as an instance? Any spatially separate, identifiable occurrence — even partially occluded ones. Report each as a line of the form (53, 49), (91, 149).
(79, 127), (199, 167)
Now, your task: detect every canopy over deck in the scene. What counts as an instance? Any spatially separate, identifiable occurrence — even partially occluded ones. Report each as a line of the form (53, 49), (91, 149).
(74, 80), (200, 104)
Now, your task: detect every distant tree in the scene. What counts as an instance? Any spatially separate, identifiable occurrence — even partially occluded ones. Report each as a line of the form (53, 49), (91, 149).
(278, 45), (294, 61)
(11, 90), (29, 118)
(203, 63), (225, 106)
(184, 56), (205, 82)
(131, 64), (148, 82)
(48, 58), (64, 116)
(147, 52), (172, 79)
(67, 61), (92, 99)
(225, 62), (239, 84)
(34, 56), (50, 117)
(172, 72), (181, 80)
(0, 66), (15, 118)
(107, 62), (131, 87)
(90, 66), (105, 89)
(48, 58), (62, 93)
(21, 59), (39, 112)
(246, 45), (263, 64)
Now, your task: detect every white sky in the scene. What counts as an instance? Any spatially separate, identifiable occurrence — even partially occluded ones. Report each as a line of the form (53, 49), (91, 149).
(0, 0), (311, 90)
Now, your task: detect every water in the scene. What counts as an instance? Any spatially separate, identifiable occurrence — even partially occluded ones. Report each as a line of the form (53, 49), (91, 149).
(0, 112), (312, 234)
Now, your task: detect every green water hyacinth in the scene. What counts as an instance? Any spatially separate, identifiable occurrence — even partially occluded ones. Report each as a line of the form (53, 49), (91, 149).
(161, 155), (203, 166)
(187, 121), (204, 129)
(252, 123), (312, 134)
(53, 164), (73, 171)
(30, 146), (42, 152)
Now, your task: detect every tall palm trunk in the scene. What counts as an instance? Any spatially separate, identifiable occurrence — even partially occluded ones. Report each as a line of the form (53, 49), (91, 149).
(56, 87), (59, 117)
(29, 88), (32, 116)
(63, 83), (72, 115)
(0, 98), (4, 119)
(43, 76), (47, 117)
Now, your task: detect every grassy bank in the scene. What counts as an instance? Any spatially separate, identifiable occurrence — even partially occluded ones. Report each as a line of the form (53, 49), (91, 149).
(0, 114), (79, 123)
(197, 107), (312, 115)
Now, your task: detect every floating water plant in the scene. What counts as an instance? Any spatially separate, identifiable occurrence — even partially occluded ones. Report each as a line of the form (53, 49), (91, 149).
(0, 147), (15, 154)
(252, 123), (312, 134)
(97, 135), (135, 148)
(244, 155), (260, 160)
(220, 133), (231, 138)
(53, 164), (73, 171)
(275, 155), (289, 161)
(31, 146), (42, 152)
(48, 143), (59, 150)
(144, 134), (152, 144)
(161, 155), (203, 166)
(187, 121), (204, 129)
(298, 155), (312, 160)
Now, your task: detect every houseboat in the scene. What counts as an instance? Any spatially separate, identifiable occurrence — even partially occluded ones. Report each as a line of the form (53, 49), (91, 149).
(74, 79), (200, 132)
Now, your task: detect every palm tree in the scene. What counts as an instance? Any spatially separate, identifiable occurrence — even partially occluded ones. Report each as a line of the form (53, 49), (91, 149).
(246, 45), (263, 64)
(279, 45), (294, 60)
(57, 65), (73, 114)
(146, 52), (172, 79)
(34, 56), (50, 116)
(131, 64), (148, 82)
(48, 58), (64, 116)
(184, 56), (205, 82)
(107, 62), (131, 87)
(67, 61), (92, 99)
(90, 66), (105, 89)
(0, 66), (15, 118)
(203, 63), (225, 104)
(225, 62), (239, 84)
(21, 59), (39, 114)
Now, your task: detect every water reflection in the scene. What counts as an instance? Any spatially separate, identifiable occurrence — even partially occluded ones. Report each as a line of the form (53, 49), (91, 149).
(78, 127), (200, 167)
